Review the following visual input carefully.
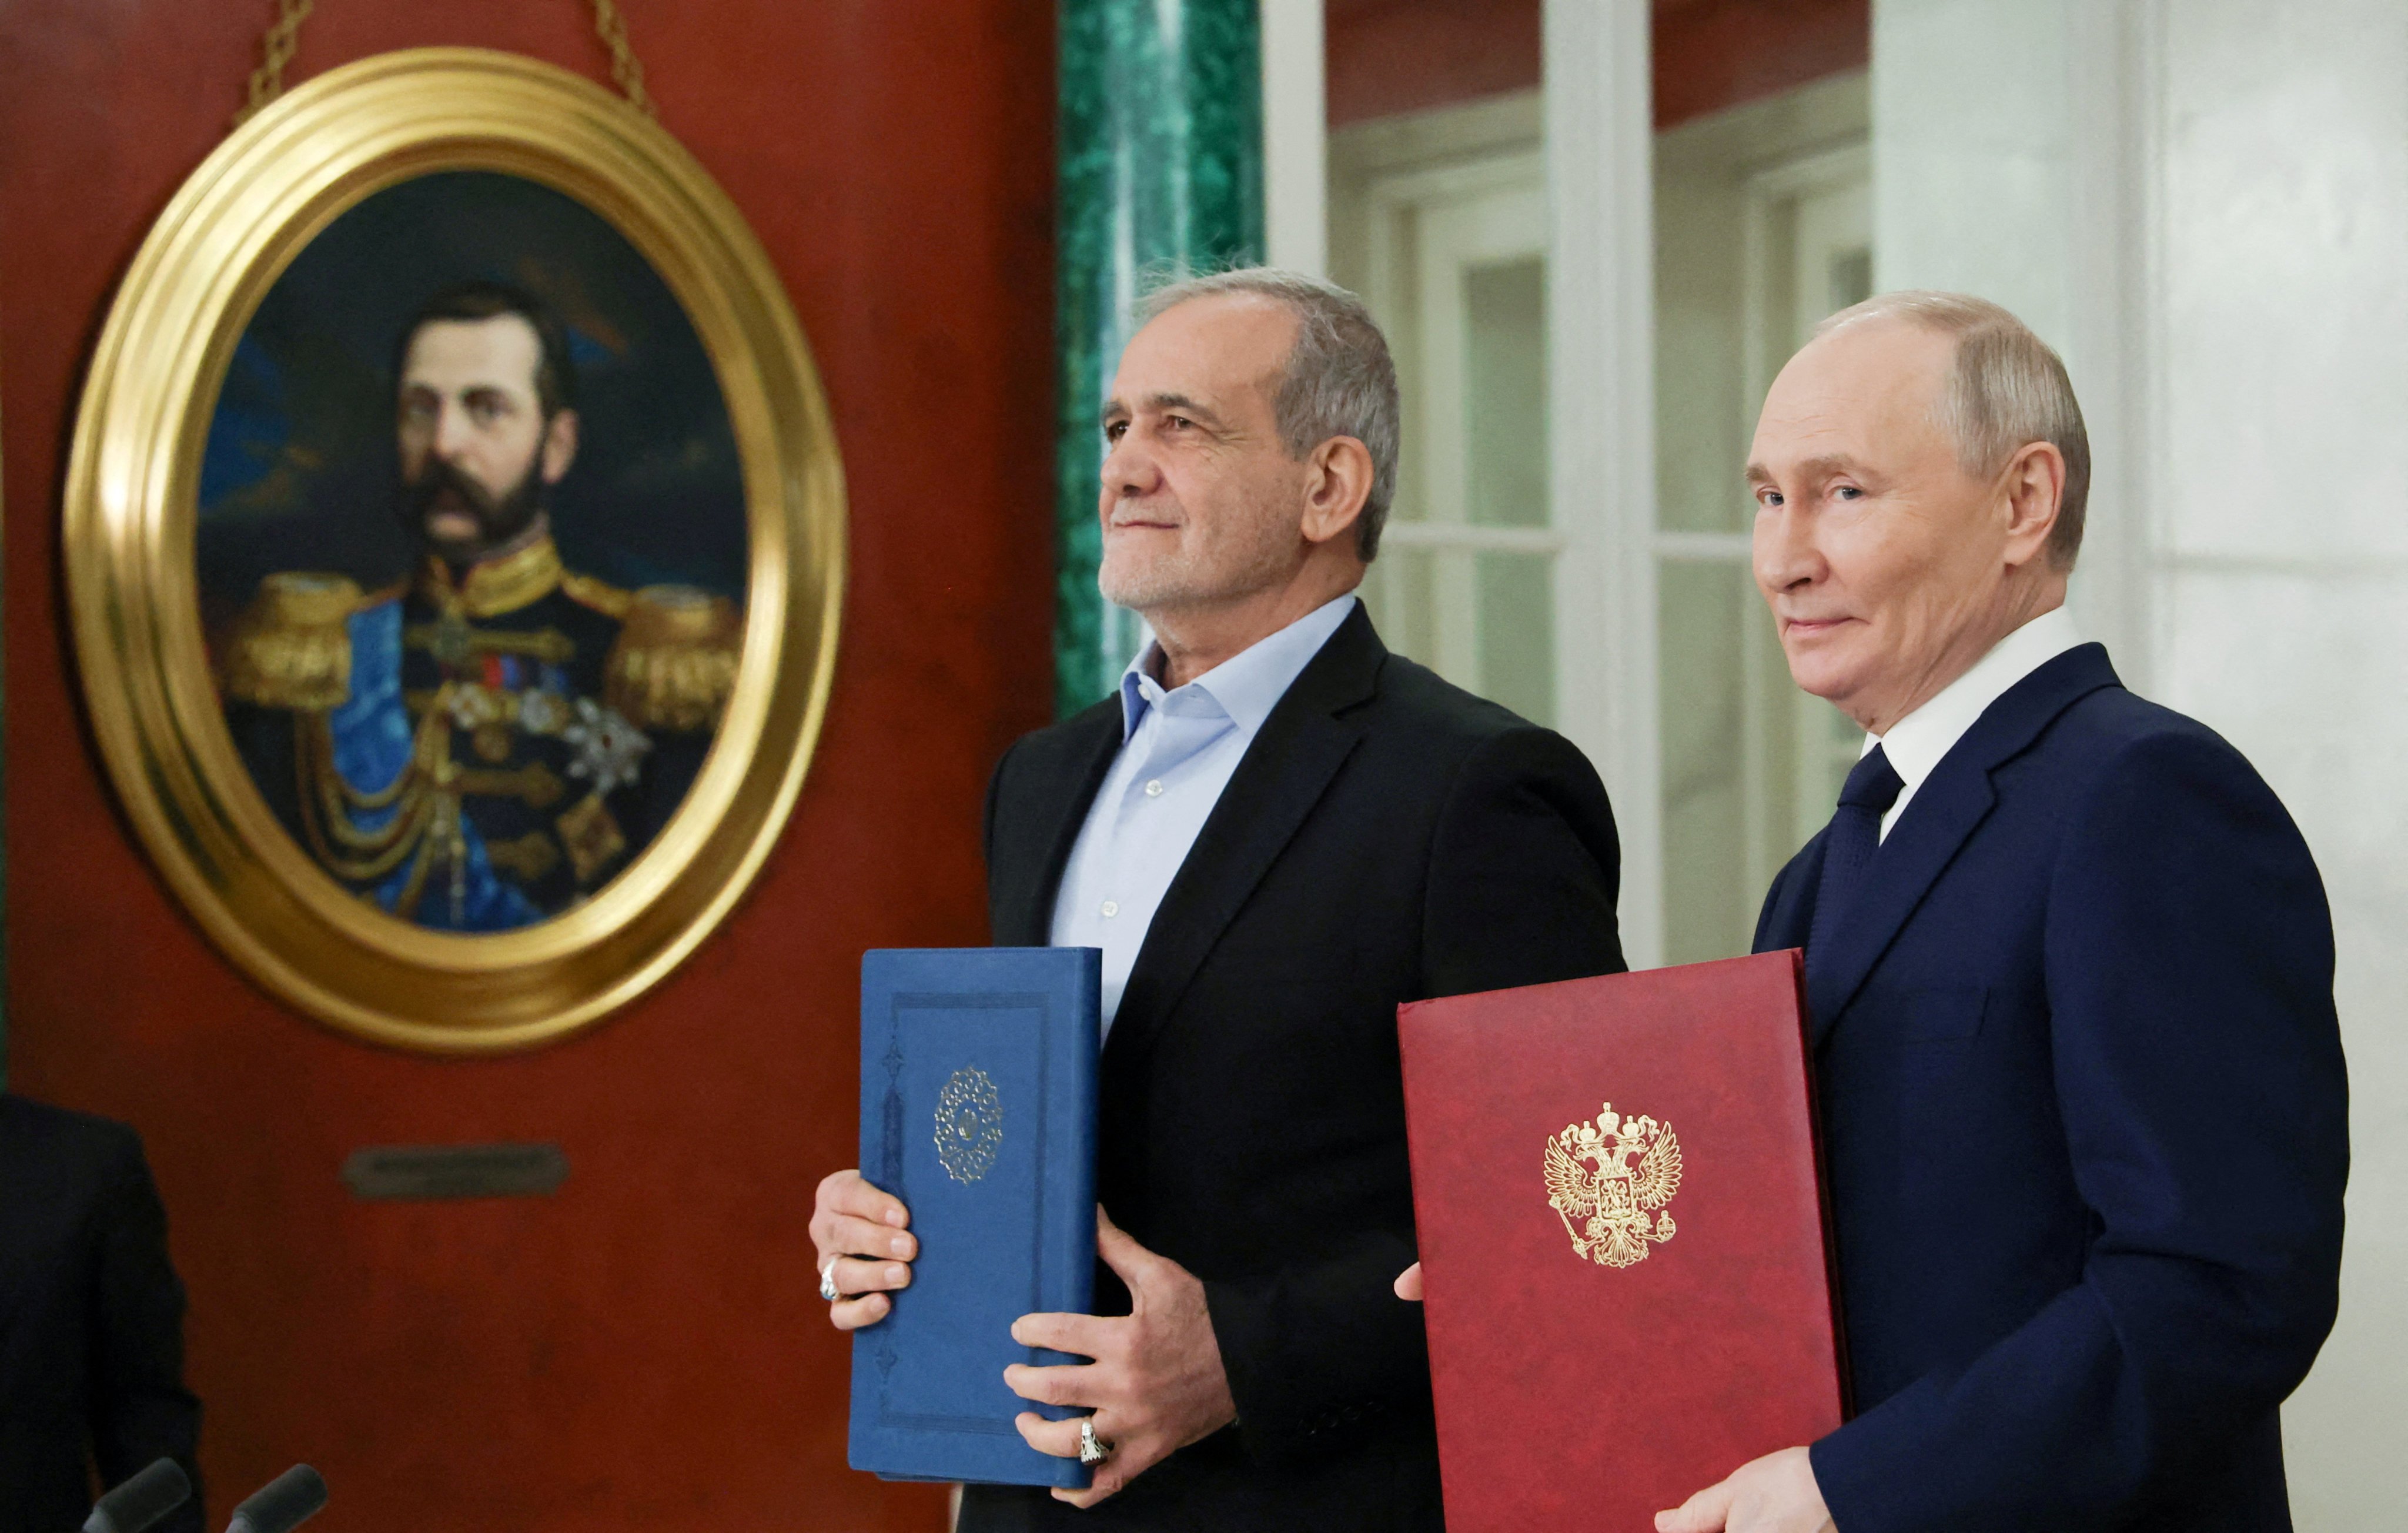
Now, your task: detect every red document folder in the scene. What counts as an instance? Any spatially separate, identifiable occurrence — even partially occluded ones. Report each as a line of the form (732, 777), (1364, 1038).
(1398, 951), (1844, 1533)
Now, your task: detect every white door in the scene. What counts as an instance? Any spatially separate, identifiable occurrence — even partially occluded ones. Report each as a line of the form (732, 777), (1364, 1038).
(1656, 120), (1872, 963)
(1355, 150), (1581, 733)
(1333, 86), (1870, 966)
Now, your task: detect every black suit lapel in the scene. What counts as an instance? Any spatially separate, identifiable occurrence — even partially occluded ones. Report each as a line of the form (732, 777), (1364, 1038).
(1804, 643), (2123, 1044)
(988, 700), (1124, 948)
(1106, 604), (1385, 1061)
(0, 1109), (41, 1335)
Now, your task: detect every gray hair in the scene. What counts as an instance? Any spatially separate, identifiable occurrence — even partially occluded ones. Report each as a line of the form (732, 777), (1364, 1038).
(1814, 290), (2092, 569)
(1137, 266), (1402, 560)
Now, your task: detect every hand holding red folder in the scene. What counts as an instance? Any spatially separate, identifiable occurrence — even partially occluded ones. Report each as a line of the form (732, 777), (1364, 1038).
(1655, 1447), (1831, 1533)
(1396, 1264), (1834, 1533)
(1397, 953), (1845, 1533)
(1395, 1262), (1833, 1532)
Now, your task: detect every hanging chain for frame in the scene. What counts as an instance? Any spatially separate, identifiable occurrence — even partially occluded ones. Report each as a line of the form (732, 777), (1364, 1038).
(587, 0), (653, 116)
(235, 0), (315, 126)
(233, 0), (655, 129)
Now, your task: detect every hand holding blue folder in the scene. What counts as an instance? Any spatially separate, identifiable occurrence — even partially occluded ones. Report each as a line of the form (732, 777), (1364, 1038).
(845, 947), (1102, 1488)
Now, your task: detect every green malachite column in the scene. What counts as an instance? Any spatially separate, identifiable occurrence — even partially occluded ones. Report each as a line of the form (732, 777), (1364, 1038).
(1055, 0), (1265, 714)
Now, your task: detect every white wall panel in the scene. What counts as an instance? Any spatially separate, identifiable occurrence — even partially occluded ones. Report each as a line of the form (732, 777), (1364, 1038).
(2157, 2), (2408, 564)
(1876, 1), (2408, 1520)
(1871, 0), (2152, 675)
(2154, 6), (2408, 1522)
(1871, 0), (2078, 337)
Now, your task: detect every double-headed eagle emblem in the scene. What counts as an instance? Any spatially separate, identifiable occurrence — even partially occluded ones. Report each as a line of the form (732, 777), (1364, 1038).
(1544, 1102), (1683, 1268)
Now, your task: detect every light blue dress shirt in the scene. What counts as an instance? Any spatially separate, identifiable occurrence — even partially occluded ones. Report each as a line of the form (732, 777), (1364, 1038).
(1050, 594), (1359, 1034)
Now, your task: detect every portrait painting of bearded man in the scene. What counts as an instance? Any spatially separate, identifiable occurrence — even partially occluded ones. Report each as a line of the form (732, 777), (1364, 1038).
(203, 172), (747, 931)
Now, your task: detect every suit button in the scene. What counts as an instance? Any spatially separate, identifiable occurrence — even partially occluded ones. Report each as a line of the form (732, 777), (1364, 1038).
(1144, 779), (1163, 797)
(1100, 900), (1119, 918)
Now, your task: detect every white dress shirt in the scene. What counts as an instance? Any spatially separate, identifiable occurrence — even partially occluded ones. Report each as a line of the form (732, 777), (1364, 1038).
(1050, 594), (1359, 1034)
(1866, 606), (2083, 841)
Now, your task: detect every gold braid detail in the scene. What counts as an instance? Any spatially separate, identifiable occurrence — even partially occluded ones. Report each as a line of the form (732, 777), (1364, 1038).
(290, 680), (574, 919)
(561, 570), (635, 620)
(296, 710), (443, 880)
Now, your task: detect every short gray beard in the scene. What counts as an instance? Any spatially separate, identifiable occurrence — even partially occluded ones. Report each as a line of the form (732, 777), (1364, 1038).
(1098, 504), (1297, 617)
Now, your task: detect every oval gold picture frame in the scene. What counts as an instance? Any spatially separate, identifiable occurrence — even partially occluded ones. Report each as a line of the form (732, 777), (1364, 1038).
(64, 49), (845, 1053)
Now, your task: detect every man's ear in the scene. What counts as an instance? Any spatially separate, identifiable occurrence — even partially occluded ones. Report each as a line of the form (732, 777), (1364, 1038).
(1300, 436), (1374, 550)
(1998, 440), (2065, 570)
(541, 409), (581, 485)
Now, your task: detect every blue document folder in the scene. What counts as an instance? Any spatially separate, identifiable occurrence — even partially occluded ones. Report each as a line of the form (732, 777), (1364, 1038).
(848, 946), (1101, 1488)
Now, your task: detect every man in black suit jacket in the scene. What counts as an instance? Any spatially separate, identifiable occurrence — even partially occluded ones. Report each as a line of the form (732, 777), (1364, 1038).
(1657, 294), (2346, 1532)
(812, 268), (1624, 1530)
(0, 1093), (203, 1533)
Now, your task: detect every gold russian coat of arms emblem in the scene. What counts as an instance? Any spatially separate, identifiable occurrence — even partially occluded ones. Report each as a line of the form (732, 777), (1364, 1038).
(935, 1066), (1004, 1183)
(1544, 1101), (1683, 1268)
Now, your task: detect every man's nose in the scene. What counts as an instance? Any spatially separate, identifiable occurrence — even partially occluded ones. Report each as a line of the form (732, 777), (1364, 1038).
(1753, 500), (1823, 593)
(1100, 432), (1160, 502)
(430, 401), (475, 460)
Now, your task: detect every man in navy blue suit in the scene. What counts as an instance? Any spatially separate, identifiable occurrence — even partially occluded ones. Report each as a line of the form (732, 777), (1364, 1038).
(1657, 293), (2348, 1533)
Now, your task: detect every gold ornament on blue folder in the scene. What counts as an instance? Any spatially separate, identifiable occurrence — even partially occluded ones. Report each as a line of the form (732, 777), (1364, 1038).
(935, 1067), (1004, 1183)
(1544, 1103), (1683, 1268)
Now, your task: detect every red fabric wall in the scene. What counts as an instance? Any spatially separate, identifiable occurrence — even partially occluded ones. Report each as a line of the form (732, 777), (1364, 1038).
(0, 3), (1054, 1528)
(1325, 0), (1868, 131)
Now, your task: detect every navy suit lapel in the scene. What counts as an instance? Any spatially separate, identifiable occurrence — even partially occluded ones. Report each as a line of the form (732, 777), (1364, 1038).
(1804, 643), (2123, 1046)
(1755, 837), (1826, 956)
(989, 702), (1123, 948)
(1106, 605), (1384, 1063)
(1804, 762), (1998, 1043)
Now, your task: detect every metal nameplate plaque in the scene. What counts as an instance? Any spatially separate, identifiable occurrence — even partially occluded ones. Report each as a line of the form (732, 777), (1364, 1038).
(343, 1143), (568, 1201)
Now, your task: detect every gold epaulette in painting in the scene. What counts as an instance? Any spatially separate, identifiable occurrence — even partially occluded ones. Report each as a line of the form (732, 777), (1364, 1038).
(603, 585), (740, 733)
(218, 571), (366, 710)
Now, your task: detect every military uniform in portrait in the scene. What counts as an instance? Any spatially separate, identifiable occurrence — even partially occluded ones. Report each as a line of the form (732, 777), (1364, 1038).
(221, 529), (734, 930)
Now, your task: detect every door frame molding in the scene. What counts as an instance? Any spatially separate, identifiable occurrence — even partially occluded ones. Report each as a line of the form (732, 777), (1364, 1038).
(1547, 0), (1663, 966)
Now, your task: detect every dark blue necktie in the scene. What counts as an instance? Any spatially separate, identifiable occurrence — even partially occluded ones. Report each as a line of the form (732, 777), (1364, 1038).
(1808, 744), (1904, 965)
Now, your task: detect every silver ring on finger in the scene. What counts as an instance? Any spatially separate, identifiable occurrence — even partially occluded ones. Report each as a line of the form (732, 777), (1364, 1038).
(819, 1261), (842, 1304)
(1078, 1417), (1114, 1467)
